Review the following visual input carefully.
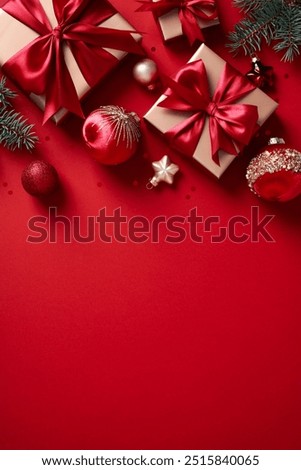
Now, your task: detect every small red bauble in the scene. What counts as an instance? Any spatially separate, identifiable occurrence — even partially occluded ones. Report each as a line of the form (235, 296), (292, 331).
(82, 105), (141, 165)
(246, 138), (301, 202)
(21, 160), (59, 197)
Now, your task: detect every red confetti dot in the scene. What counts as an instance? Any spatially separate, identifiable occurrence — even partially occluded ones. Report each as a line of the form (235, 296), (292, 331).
(8, 190), (13, 195)
(97, 182), (102, 187)
(151, 47), (156, 52)
(3, 182), (8, 187)
(185, 194), (191, 200)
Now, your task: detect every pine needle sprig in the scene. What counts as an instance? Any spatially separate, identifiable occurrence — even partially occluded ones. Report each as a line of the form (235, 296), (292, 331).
(274, 5), (301, 61)
(0, 75), (38, 151)
(233, 0), (266, 13)
(0, 76), (16, 108)
(0, 108), (38, 151)
(228, 0), (301, 61)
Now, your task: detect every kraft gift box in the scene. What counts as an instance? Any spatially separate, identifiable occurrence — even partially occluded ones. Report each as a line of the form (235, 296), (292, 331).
(154, 0), (219, 41)
(144, 44), (278, 178)
(0, 0), (141, 123)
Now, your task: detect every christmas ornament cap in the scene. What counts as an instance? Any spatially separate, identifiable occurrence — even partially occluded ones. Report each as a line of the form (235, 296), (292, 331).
(246, 138), (301, 202)
(268, 137), (285, 145)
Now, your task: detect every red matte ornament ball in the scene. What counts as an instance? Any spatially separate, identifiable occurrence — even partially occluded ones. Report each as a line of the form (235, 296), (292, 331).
(21, 160), (59, 197)
(83, 105), (141, 165)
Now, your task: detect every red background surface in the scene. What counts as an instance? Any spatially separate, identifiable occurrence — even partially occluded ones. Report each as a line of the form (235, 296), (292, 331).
(1, 0), (301, 450)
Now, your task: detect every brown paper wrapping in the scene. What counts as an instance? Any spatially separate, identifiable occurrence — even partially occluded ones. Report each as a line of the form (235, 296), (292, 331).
(0, 0), (141, 123)
(144, 44), (278, 178)
(153, 0), (219, 41)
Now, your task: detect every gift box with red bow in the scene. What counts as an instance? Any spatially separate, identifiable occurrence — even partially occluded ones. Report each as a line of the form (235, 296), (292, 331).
(144, 45), (278, 178)
(0, 0), (142, 124)
(136, 0), (219, 44)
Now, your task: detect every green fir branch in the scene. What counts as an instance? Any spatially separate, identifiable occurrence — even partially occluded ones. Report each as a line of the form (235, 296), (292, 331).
(0, 109), (38, 151)
(233, 0), (266, 13)
(228, 0), (301, 61)
(0, 76), (16, 108)
(274, 5), (301, 61)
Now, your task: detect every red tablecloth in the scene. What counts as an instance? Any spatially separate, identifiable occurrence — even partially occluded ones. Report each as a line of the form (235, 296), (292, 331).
(1, 0), (301, 450)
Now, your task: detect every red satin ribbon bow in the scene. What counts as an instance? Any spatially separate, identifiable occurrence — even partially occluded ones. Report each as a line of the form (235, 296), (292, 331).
(158, 60), (259, 165)
(2, 0), (142, 122)
(136, 0), (217, 44)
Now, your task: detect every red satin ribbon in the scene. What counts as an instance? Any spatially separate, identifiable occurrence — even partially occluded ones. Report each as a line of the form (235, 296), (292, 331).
(158, 60), (259, 165)
(136, 0), (217, 44)
(2, 0), (142, 122)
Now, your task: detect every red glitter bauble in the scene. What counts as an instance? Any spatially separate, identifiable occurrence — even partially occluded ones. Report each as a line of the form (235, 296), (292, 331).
(21, 160), (59, 197)
(83, 106), (141, 165)
(246, 138), (301, 202)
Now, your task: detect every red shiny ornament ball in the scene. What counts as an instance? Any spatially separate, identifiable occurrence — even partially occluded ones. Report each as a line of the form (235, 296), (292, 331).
(253, 170), (301, 202)
(21, 160), (59, 197)
(246, 138), (301, 202)
(83, 105), (141, 165)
